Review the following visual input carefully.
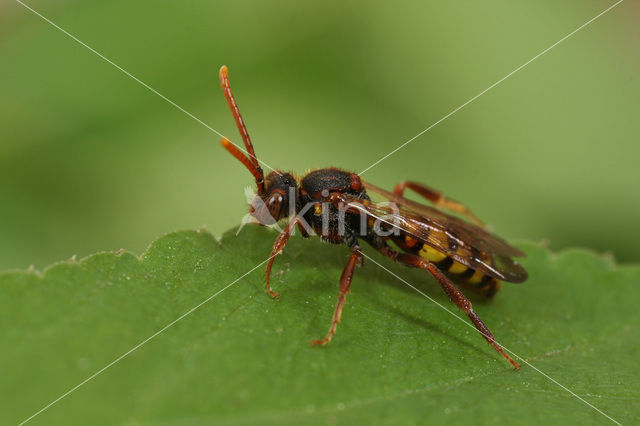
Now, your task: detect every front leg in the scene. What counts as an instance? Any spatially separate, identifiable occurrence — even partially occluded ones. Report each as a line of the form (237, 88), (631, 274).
(265, 216), (301, 299)
(311, 247), (363, 346)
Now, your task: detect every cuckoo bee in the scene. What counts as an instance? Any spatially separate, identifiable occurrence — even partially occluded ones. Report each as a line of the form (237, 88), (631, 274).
(218, 66), (527, 369)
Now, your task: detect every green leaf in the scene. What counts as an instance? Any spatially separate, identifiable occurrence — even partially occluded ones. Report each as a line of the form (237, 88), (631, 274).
(1, 226), (639, 425)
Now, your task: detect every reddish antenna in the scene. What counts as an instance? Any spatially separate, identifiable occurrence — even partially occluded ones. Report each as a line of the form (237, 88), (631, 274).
(221, 137), (265, 185)
(219, 65), (265, 195)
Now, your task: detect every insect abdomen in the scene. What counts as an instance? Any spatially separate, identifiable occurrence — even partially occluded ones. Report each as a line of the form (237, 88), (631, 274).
(416, 242), (501, 297)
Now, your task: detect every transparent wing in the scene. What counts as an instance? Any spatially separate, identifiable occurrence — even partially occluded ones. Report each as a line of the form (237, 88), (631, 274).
(345, 184), (527, 283)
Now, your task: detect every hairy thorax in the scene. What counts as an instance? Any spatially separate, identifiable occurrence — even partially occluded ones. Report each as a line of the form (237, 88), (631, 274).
(298, 168), (369, 245)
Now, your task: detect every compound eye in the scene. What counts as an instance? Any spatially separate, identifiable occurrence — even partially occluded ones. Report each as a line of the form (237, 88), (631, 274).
(265, 193), (286, 220)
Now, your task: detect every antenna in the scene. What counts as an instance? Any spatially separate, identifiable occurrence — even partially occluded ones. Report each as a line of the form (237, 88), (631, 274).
(219, 65), (265, 195)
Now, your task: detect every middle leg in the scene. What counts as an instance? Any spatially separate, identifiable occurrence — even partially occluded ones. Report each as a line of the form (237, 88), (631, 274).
(311, 247), (363, 346)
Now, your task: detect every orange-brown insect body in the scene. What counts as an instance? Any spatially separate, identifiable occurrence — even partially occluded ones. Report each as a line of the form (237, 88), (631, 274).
(217, 66), (527, 369)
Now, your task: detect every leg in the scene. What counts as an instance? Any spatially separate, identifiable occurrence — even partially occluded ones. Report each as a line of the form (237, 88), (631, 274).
(265, 216), (300, 299)
(394, 181), (484, 227)
(377, 244), (520, 369)
(311, 247), (363, 346)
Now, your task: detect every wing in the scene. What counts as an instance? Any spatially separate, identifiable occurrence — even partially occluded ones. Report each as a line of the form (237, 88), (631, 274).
(344, 183), (527, 283)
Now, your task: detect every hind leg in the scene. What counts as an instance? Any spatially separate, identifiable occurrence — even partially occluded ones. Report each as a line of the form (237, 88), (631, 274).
(394, 181), (484, 227)
(376, 243), (519, 369)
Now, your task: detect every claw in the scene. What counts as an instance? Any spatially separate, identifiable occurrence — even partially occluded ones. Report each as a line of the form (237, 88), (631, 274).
(310, 337), (330, 346)
(266, 287), (280, 299)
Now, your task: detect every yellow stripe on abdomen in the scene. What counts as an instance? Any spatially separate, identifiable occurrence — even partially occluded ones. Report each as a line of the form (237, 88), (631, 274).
(448, 261), (467, 274)
(418, 244), (468, 274)
(419, 244), (447, 262)
(466, 270), (484, 284)
(417, 243), (502, 297)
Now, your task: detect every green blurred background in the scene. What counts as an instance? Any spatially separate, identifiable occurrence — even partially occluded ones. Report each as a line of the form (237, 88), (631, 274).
(1, 0), (639, 271)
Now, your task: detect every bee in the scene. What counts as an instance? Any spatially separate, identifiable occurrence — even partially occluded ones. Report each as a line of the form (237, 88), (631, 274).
(218, 66), (527, 369)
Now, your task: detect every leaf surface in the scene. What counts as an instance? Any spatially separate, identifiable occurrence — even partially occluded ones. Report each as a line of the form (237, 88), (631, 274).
(1, 227), (638, 425)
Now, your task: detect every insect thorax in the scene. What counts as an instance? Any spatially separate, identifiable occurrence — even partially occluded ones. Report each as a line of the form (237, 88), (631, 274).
(297, 168), (370, 245)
